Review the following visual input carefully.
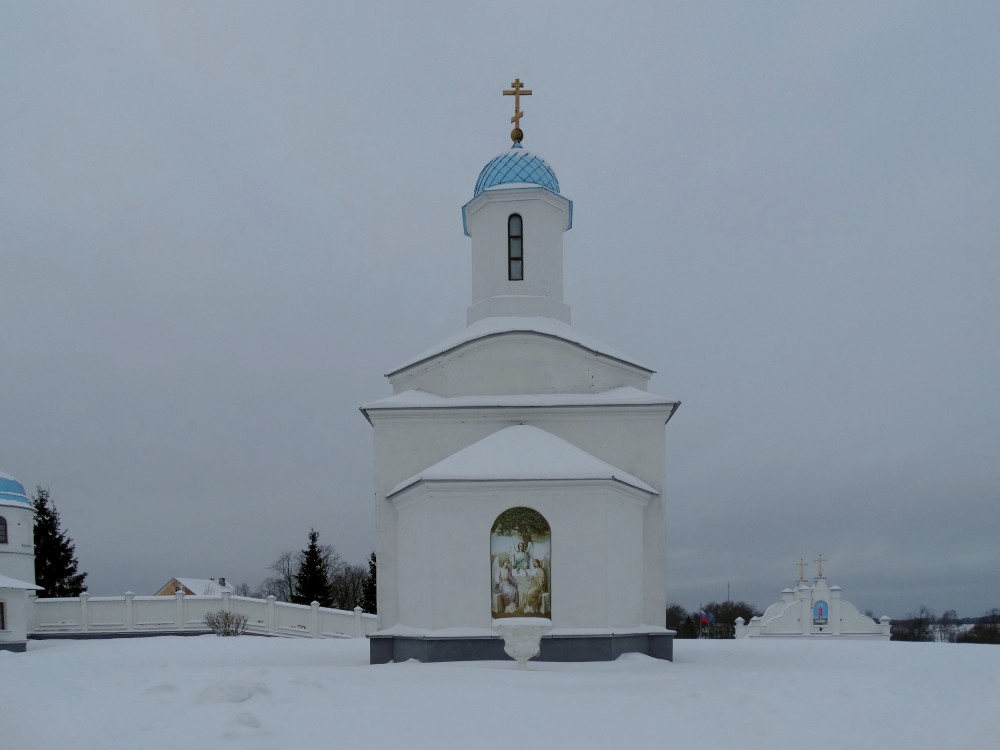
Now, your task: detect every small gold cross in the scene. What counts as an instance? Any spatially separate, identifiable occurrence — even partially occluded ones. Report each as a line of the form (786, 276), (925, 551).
(503, 78), (532, 143)
(815, 554), (826, 577)
(797, 558), (808, 581)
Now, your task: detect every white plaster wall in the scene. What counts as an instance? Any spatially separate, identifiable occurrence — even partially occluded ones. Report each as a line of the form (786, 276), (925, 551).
(370, 407), (669, 629)
(838, 598), (884, 635)
(464, 187), (571, 323)
(390, 481), (651, 631)
(0, 588), (30, 644)
(0, 503), (36, 585)
(389, 335), (650, 397)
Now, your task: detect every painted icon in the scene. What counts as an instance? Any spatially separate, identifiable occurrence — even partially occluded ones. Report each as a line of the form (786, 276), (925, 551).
(491, 507), (551, 619)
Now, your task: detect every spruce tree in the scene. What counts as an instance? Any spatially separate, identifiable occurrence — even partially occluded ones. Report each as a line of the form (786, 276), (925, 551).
(292, 529), (332, 606)
(32, 486), (88, 597)
(361, 551), (377, 614)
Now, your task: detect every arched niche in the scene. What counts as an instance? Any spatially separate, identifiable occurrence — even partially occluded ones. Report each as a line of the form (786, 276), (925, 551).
(813, 600), (829, 625)
(490, 506), (550, 619)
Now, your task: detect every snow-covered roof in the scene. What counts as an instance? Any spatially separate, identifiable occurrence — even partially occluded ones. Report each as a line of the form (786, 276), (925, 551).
(388, 425), (657, 497)
(0, 573), (43, 590)
(388, 316), (654, 377)
(166, 578), (233, 596)
(363, 387), (678, 417)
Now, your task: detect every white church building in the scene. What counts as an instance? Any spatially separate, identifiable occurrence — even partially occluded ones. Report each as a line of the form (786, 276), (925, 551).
(363, 82), (679, 662)
(0, 472), (41, 652)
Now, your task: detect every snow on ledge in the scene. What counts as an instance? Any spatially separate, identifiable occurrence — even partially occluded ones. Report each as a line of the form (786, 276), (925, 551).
(0, 573), (43, 590)
(363, 386), (677, 412)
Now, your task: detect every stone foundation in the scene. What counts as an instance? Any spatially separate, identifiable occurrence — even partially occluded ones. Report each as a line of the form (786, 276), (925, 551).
(370, 630), (673, 664)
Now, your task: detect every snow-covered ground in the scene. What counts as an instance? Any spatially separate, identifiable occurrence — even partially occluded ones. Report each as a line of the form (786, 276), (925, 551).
(4, 636), (998, 749)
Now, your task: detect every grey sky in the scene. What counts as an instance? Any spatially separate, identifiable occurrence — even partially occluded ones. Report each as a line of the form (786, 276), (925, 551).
(2, 3), (997, 618)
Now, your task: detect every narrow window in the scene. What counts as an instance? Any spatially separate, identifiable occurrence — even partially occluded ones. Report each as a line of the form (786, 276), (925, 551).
(0, 601), (5, 630)
(508, 214), (523, 280)
(0, 516), (7, 544)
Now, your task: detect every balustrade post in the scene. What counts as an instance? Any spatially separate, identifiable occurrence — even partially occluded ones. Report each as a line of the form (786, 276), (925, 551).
(174, 590), (185, 630)
(26, 592), (36, 634)
(80, 592), (90, 632)
(267, 595), (276, 635)
(311, 601), (320, 638)
(354, 606), (363, 637)
(124, 591), (135, 630)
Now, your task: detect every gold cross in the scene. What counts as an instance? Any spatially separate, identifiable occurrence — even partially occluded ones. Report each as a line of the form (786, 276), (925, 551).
(815, 554), (826, 577)
(503, 78), (532, 143)
(797, 558), (807, 581)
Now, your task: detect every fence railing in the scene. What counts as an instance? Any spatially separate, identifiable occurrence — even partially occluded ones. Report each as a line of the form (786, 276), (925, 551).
(28, 591), (378, 639)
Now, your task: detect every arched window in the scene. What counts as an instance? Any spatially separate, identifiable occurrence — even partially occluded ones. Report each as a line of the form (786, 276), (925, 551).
(490, 507), (550, 619)
(508, 214), (523, 280)
(0, 516), (7, 544)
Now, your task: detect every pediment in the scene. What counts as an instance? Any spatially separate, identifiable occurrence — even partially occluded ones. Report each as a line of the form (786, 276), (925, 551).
(387, 425), (657, 498)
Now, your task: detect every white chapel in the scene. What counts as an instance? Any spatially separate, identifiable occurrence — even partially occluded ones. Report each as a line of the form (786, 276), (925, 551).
(363, 82), (679, 663)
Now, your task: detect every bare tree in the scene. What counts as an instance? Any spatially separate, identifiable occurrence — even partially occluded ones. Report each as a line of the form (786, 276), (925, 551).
(233, 582), (252, 597)
(939, 609), (959, 643)
(253, 543), (347, 605)
(254, 550), (296, 602)
(331, 563), (368, 610)
(892, 606), (935, 641)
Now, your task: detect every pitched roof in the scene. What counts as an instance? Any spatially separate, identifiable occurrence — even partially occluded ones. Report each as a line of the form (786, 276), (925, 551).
(159, 578), (233, 596)
(0, 574), (43, 590)
(388, 425), (657, 497)
(387, 316), (654, 377)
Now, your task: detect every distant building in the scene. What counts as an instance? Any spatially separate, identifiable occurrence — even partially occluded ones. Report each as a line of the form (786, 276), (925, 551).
(154, 577), (232, 596)
(736, 557), (890, 639)
(0, 472), (42, 652)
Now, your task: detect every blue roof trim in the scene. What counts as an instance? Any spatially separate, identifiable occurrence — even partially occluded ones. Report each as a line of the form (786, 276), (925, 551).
(0, 475), (29, 505)
(474, 150), (560, 196)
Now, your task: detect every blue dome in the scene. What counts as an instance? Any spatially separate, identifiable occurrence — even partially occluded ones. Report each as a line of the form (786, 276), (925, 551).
(474, 147), (560, 197)
(0, 472), (29, 505)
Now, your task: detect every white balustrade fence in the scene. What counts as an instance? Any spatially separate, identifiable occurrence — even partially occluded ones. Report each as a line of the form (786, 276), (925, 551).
(28, 591), (377, 639)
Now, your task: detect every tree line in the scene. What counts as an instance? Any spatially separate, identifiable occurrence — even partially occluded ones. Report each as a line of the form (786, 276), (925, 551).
(237, 528), (377, 614)
(666, 601), (762, 639)
(26, 486), (378, 612)
(891, 606), (1000, 643)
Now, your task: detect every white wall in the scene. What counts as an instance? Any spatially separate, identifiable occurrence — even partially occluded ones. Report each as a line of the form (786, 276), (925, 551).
(28, 591), (377, 639)
(463, 186), (572, 324)
(0, 588), (32, 646)
(370, 406), (670, 630)
(0, 503), (36, 584)
(388, 480), (656, 631)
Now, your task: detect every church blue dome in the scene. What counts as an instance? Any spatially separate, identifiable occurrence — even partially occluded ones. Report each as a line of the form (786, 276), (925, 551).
(0, 472), (29, 505)
(474, 147), (560, 197)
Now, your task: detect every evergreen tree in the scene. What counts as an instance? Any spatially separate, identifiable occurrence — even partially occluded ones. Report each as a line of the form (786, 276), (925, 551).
(32, 486), (88, 597)
(292, 529), (332, 606)
(361, 551), (377, 614)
